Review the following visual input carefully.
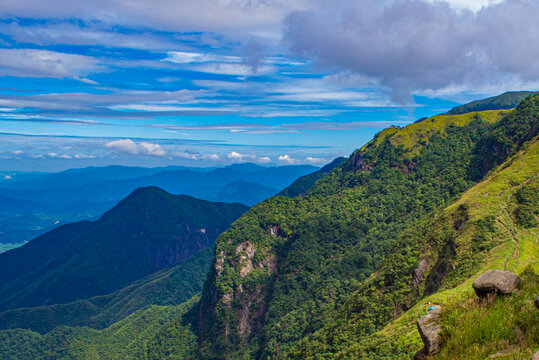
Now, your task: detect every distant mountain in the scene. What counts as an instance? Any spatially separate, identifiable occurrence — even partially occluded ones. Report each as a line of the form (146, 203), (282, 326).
(213, 180), (280, 206)
(446, 91), (537, 115)
(0, 163), (316, 244)
(278, 157), (347, 197)
(0, 163), (317, 210)
(0, 187), (248, 311)
(0, 165), (188, 190)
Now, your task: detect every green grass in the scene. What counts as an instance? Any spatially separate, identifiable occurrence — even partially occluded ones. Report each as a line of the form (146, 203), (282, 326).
(362, 110), (509, 153)
(436, 269), (538, 360)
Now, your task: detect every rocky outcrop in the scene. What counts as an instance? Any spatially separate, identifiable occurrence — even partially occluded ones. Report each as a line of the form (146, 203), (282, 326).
(413, 307), (443, 359)
(472, 270), (521, 297)
(412, 257), (429, 286)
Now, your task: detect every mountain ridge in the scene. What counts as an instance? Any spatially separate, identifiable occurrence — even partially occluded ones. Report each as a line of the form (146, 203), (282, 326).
(0, 186), (248, 311)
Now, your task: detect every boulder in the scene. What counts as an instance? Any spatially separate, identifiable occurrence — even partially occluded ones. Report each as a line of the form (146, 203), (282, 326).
(472, 270), (521, 297)
(416, 307), (443, 356)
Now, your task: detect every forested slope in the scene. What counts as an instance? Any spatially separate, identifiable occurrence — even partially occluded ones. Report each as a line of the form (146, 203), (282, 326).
(196, 96), (539, 359)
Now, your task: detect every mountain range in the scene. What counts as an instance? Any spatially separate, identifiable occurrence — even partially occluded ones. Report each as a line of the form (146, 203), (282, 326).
(0, 92), (537, 359)
(0, 163), (316, 246)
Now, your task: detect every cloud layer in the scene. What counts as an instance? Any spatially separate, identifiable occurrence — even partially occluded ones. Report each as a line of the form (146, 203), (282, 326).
(283, 0), (539, 103)
(0, 0), (537, 171)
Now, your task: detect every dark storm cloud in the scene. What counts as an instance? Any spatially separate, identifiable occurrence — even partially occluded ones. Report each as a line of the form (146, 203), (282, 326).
(283, 0), (539, 103)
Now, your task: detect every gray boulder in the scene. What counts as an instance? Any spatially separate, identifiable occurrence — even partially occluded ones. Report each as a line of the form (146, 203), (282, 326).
(416, 307), (443, 356)
(472, 270), (521, 297)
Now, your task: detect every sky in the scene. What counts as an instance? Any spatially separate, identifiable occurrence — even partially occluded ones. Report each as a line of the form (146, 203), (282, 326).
(0, 0), (538, 172)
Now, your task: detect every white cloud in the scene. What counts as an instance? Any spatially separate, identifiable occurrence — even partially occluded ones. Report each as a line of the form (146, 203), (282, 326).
(258, 156), (271, 164)
(0, 49), (101, 78)
(76, 77), (99, 85)
(305, 156), (327, 164)
(284, 0), (539, 104)
(192, 63), (275, 76)
(173, 151), (220, 161)
(278, 154), (298, 164)
(74, 153), (96, 159)
(105, 139), (167, 156)
(164, 51), (241, 64)
(0, 0), (308, 34)
(47, 152), (72, 159)
(227, 151), (256, 161)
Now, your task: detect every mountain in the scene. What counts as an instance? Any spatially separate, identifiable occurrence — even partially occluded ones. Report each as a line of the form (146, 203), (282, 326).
(446, 91), (537, 115)
(278, 156), (347, 197)
(1, 95), (538, 359)
(0, 163), (316, 244)
(0, 165), (181, 191)
(0, 187), (248, 311)
(212, 181), (280, 206)
(193, 95), (539, 358)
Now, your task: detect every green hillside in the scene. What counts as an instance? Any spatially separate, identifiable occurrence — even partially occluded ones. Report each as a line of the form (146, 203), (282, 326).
(195, 95), (539, 358)
(292, 133), (539, 359)
(0, 187), (248, 311)
(278, 157), (347, 197)
(446, 91), (537, 115)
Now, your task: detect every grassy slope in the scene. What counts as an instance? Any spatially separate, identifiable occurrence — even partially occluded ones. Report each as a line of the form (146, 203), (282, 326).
(298, 135), (539, 359)
(362, 110), (509, 154)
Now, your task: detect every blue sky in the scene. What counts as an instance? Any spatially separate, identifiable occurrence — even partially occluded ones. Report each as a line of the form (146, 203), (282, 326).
(0, 0), (538, 172)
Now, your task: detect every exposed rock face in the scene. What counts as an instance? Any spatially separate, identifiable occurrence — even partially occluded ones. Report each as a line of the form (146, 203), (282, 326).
(236, 241), (256, 278)
(412, 257), (429, 286)
(472, 270), (521, 297)
(416, 307), (443, 357)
